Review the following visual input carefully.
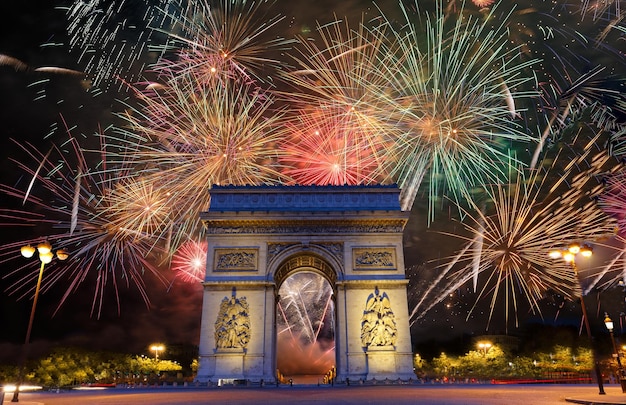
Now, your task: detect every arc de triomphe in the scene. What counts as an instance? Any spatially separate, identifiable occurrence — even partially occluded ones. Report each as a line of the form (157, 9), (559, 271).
(195, 184), (414, 383)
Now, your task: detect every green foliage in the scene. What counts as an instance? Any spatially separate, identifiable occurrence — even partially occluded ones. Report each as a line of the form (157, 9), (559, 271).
(29, 347), (133, 387)
(420, 343), (594, 380)
(19, 347), (184, 387)
(127, 356), (182, 379)
(534, 345), (593, 373)
(0, 364), (19, 384)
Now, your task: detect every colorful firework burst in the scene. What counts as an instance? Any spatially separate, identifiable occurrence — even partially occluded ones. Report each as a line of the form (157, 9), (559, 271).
(104, 175), (174, 243)
(278, 17), (398, 181)
(151, 0), (291, 86)
(410, 140), (621, 330)
(0, 135), (167, 318)
(373, 1), (538, 218)
(112, 71), (290, 254)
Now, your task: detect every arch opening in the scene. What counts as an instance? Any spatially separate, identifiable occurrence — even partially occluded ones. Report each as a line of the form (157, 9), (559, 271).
(276, 270), (335, 384)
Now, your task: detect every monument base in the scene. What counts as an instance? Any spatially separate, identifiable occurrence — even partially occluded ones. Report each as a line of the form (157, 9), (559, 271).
(213, 348), (245, 380)
(365, 346), (414, 381)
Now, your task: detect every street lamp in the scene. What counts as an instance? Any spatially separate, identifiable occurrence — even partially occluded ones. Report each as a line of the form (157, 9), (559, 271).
(604, 313), (626, 393)
(549, 242), (606, 395)
(477, 341), (492, 356)
(12, 241), (68, 403)
(150, 344), (165, 361)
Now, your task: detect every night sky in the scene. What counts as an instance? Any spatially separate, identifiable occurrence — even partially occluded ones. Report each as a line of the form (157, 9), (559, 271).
(0, 0), (625, 365)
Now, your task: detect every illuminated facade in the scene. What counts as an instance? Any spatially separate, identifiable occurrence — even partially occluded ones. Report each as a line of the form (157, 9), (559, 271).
(196, 185), (414, 383)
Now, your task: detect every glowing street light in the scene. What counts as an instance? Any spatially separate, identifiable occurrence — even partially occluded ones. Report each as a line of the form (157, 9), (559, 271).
(12, 241), (68, 403)
(549, 242), (605, 396)
(604, 313), (626, 393)
(477, 341), (492, 356)
(150, 344), (165, 361)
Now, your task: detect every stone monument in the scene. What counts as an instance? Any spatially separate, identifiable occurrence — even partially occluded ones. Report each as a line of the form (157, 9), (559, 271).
(195, 184), (415, 383)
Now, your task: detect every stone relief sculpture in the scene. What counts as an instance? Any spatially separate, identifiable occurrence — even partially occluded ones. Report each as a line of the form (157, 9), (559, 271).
(353, 247), (396, 270)
(360, 287), (397, 347)
(215, 294), (250, 349)
(215, 251), (256, 270)
(355, 251), (394, 267)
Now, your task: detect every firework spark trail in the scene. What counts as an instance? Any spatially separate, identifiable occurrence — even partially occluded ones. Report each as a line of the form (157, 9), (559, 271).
(277, 301), (297, 343)
(313, 294), (333, 346)
(530, 66), (626, 169)
(150, 0), (292, 86)
(62, 0), (178, 91)
(370, 1), (538, 219)
(408, 239), (476, 325)
(428, 139), (620, 331)
(586, 240), (626, 294)
(277, 272), (334, 346)
(297, 280), (317, 343)
(578, 0), (623, 23)
(0, 134), (167, 318)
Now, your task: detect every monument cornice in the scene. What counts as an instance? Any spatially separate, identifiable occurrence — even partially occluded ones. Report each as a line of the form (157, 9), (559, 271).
(336, 279), (409, 289)
(202, 280), (275, 289)
(202, 217), (408, 234)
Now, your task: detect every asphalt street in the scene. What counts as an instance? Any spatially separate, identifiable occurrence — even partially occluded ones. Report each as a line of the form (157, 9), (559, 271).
(4, 384), (626, 405)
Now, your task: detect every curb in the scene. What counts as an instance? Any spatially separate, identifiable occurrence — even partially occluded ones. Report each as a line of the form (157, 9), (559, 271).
(566, 397), (626, 405)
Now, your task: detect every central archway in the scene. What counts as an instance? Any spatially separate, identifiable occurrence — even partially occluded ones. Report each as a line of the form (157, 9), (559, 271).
(276, 271), (335, 383)
(274, 253), (337, 384)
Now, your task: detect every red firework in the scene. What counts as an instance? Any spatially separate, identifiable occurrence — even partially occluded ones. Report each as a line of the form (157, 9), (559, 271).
(471, 0), (495, 8)
(279, 107), (389, 186)
(171, 240), (207, 283)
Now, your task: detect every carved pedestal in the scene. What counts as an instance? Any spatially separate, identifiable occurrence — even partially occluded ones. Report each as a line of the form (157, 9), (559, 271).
(214, 348), (245, 380)
(365, 346), (397, 380)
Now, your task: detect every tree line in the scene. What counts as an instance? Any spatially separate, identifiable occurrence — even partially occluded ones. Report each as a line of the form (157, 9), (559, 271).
(414, 344), (603, 382)
(0, 347), (193, 388)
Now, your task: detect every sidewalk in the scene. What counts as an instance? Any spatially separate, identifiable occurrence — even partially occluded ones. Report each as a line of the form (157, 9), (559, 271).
(566, 393), (626, 405)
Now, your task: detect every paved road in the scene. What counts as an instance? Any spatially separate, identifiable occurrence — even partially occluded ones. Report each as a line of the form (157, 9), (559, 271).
(5, 384), (626, 405)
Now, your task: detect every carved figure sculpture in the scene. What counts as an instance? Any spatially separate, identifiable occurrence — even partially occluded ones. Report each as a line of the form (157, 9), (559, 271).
(360, 287), (397, 347)
(215, 294), (250, 349)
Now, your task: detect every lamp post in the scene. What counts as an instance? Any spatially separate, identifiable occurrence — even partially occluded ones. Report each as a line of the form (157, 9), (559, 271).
(604, 313), (626, 393)
(549, 243), (606, 395)
(12, 242), (68, 403)
(477, 341), (492, 356)
(150, 344), (165, 361)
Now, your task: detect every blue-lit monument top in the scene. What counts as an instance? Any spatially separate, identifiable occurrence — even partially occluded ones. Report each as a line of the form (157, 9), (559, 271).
(207, 184), (403, 212)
